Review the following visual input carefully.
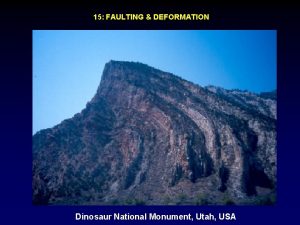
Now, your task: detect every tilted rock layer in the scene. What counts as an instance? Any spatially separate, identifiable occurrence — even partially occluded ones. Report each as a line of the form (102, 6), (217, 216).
(33, 61), (276, 205)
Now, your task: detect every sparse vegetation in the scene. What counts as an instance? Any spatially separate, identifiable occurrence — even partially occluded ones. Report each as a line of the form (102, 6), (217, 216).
(194, 193), (209, 205)
(163, 195), (171, 205)
(255, 194), (276, 205)
(111, 199), (119, 205)
(124, 198), (146, 205)
(176, 193), (187, 205)
(222, 193), (235, 205)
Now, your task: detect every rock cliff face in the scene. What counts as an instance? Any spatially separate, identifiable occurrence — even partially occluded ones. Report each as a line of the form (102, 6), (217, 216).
(33, 61), (276, 205)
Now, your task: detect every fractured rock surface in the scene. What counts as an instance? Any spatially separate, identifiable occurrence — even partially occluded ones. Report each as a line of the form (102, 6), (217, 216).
(33, 61), (276, 205)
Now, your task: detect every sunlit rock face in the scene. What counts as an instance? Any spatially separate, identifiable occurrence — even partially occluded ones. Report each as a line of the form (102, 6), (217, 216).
(33, 61), (276, 205)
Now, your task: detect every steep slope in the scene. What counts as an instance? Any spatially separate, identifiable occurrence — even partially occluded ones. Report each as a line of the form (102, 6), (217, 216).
(33, 60), (276, 205)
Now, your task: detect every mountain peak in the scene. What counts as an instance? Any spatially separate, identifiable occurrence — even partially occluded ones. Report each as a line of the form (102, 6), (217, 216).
(102, 60), (177, 81)
(100, 60), (152, 83)
(104, 60), (155, 73)
(95, 60), (177, 102)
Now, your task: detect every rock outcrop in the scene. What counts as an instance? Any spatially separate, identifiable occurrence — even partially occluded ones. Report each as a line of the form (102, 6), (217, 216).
(33, 61), (276, 205)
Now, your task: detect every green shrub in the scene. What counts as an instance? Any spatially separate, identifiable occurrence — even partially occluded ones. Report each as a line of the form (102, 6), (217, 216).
(222, 193), (235, 205)
(163, 195), (171, 205)
(125, 198), (146, 205)
(194, 193), (209, 205)
(176, 193), (187, 205)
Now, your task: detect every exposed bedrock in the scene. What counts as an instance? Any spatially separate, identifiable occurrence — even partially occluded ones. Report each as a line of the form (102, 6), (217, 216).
(33, 61), (276, 205)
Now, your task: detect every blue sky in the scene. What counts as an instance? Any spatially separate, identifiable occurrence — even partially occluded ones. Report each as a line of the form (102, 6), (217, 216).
(33, 30), (276, 134)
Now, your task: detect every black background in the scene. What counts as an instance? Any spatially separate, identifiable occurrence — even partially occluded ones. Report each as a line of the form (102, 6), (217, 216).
(1, 1), (300, 224)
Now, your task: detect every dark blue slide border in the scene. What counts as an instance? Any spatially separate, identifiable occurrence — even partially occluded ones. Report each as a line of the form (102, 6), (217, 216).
(1, 2), (300, 225)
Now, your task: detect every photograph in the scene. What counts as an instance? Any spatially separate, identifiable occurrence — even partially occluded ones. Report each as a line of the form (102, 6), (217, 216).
(32, 30), (276, 205)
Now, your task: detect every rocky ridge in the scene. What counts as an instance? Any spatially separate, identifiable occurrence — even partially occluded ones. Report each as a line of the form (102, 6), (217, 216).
(33, 61), (276, 205)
